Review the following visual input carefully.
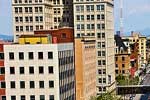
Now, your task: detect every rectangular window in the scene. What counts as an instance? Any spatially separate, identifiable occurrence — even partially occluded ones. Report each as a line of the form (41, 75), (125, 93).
(38, 52), (43, 59)
(102, 60), (106, 65)
(49, 95), (54, 100)
(39, 81), (44, 88)
(99, 78), (102, 83)
(11, 96), (16, 100)
(30, 95), (35, 100)
(29, 52), (34, 59)
(98, 60), (101, 65)
(122, 64), (125, 68)
(10, 81), (15, 88)
(49, 81), (54, 88)
(48, 52), (53, 59)
(98, 69), (101, 74)
(1, 82), (6, 88)
(103, 69), (106, 74)
(0, 67), (5, 74)
(39, 66), (44, 74)
(19, 52), (24, 60)
(10, 67), (15, 74)
(29, 67), (34, 74)
(40, 95), (45, 100)
(122, 57), (125, 61)
(21, 95), (26, 100)
(30, 81), (35, 88)
(103, 78), (106, 83)
(20, 81), (25, 88)
(2, 96), (6, 100)
(0, 53), (4, 59)
(19, 67), (24, 74)
(9, 52), (14, 60)
(48, 66), (53, 74)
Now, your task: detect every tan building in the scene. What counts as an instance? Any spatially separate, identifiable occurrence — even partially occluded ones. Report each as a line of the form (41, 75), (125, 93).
(115, 35), (130, 76)
(122, 32), (147, 68)
(75, 37), (96, 100)
(12, 0), (73, 41)
(73, 0), (116, 94)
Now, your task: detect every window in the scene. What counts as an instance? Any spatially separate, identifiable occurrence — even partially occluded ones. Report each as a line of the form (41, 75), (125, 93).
(115, 70), (118, 74)
(38, 52), (43, 59)
(103, 78), (106, 83)
(49, 95), (54, 100)
(48, 52), (53, 59)
(10, 81), (15, 88)
(99, 78), (102, 83)
(20, 81), (25, 88)
(98, 69), (101, 74)
(11, 96), (16, 100)
(10, 67), (15, 74)
(40, 95), (45, 100)
(103, 69), (106, 74)
(19, 52), (24, 60)
(103, 87), (106, 91)
(30, 95), (35, 100)
(48, 66), (53, 74)
(1, 82), (6, 88)
(39, 81), (44, 88)
(116, 64), (118, 68)
(122, 64), (125, 68)
(29, 67), (34, 74)
(98, 51), (101, 56)
(122, 70), (125, 74)
(39, 66), (44, 74)
(21, 95), (26, 100)
(101, 5), (104, 10)
(9, 52), (14, 60)
(0, 53), (4, 59)
(102, 60), (106, 65)
(2, 96), (6, 100)
(49, 81), (54, 88)
(122, 57), (125, 61)
(98, 60), (101, 65)
(20, 67), (24, 74)
(30, 81), (35, 88)
(29, 52), (34, 59)
(0, 67), (5, 74)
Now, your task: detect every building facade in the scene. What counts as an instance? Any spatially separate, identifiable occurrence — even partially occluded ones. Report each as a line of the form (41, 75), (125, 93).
(75, 37), (96, 100)
(0, 29), (75, 100)
(122, 32), (147, 68)
(73, 0), (116, 94)
(12, 0), (73, 41)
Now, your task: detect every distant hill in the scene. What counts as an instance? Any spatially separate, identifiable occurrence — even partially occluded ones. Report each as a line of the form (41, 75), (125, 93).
(0, 34), (13, 41)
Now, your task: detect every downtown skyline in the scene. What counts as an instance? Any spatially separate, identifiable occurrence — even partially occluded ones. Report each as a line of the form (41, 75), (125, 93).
(1, 0), (150, 35)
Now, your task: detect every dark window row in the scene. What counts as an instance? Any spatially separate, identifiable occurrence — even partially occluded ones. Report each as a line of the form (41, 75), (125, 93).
(9, 66), (53, 74)
(9, 52), (53, 60)
(1, 94), (54, 100)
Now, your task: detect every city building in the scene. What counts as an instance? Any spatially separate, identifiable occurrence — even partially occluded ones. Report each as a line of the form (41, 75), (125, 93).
(73, 0), (116, 94)
(75, 37), (96, 100)
(12, 0), (73, 41)
(122, 32), (147, 69)
(1, 30), (75, 100)
(146, 36), (150, 63)
(115, 35), (130, 76)
(115, 34), (139, 77)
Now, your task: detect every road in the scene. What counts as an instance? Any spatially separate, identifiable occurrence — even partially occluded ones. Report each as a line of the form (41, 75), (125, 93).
(133, 73), (150, 100)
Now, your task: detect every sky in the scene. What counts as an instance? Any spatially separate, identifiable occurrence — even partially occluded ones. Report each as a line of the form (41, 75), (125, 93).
(0, 0), (150, 35)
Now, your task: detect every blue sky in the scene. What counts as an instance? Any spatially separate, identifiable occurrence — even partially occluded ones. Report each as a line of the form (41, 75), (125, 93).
(0, 0), (150, 35)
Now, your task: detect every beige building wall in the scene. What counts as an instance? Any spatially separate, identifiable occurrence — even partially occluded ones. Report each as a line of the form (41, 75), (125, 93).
(73, 0), (116, 95)
(75, 38), (96, 100)
(12, 0), (73, 42)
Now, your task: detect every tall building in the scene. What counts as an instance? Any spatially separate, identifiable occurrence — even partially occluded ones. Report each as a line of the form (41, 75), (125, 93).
(75, 37), (96, 100)
(1, 28), (75, 100)
(12, 0), (73, 41)
(73, 0), (116, 94)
